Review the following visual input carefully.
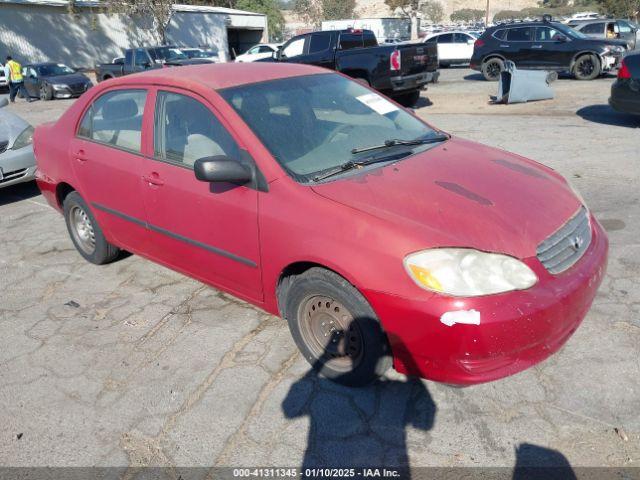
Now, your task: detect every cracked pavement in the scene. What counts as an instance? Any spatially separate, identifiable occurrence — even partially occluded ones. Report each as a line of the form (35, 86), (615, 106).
(0, 69), (638, 472)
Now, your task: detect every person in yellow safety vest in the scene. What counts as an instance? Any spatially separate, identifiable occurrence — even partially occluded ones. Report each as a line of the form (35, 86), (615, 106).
(4, 56), (32, 103)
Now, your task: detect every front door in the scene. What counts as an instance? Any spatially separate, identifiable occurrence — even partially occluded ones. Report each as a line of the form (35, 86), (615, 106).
(23, 67), (39, 98)
(141, 88), (262, 301)
(70, 88), (150, 251)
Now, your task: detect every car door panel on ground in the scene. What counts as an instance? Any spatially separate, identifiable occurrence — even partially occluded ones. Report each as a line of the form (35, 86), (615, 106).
(70, 88), (151, 252)
(141, 87), (262, 301)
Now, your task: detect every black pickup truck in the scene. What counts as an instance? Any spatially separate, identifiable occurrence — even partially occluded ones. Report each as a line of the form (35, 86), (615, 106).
(96, 46), (212, 82)
(270, 29), (439, 106)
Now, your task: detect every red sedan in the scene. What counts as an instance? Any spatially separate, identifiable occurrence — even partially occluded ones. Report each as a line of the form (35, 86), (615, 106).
(34, 63), (608, 386)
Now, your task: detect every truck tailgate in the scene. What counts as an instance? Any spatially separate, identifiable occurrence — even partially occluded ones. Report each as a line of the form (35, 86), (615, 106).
(399, 43), (438, 75)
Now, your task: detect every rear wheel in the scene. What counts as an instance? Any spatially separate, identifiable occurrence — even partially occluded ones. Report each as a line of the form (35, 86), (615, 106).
(394, 90), (421, 107)
(280, 268), (391, 387)
(481, 57), (504, 81)
(573, 54), (600, 80)
(63, 192), (120, 265)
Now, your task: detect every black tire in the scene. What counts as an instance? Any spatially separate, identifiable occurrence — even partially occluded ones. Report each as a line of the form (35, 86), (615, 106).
(481, 57), (504, 81)
(280, 267), (392, 387)
(63, 191), (120, 265)
(40, 83), (53, 101)
(573, 53), (600, 80)
(394, 90), (421, 108)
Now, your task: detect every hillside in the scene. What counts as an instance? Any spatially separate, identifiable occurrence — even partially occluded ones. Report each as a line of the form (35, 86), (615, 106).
(355, 0), (540, 20)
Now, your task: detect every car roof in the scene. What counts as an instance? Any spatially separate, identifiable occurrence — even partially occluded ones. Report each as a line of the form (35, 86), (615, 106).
(426, 30), (475, 37)
(104, 62), (329, 90)
(28, 62), (66, 67)
(489, 21), (562, 30)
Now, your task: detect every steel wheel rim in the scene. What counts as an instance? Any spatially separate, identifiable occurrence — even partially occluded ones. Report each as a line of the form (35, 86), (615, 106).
(298, 295), (364, 372)
(70, 205), (96, 254)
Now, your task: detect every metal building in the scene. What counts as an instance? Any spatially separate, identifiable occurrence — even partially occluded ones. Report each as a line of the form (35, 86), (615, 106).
(0, 0), (268, 68)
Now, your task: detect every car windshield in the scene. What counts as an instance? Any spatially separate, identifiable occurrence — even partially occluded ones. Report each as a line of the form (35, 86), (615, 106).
(556, 23), (587, 39)
(220, 73), (443, 182)
(37, 64), (75, 76)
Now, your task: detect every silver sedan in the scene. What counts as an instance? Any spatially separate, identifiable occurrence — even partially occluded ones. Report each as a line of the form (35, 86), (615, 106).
(0, 98), (35, 188)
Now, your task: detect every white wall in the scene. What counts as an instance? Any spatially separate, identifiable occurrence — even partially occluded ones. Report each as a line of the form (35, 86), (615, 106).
(166, 12), (229, 62)
(0, 4), (160, 68)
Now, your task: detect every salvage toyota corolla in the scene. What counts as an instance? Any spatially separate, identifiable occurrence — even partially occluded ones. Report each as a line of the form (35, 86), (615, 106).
(33, 63), (608, 386)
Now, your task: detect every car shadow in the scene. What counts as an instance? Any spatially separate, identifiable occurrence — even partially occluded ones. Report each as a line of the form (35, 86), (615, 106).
(513, 443), (577, 480)
(0, 181), (41, 206)
(414, 96), (433, 108)
(576, 104), (640, 128)
(464, 72), (486, 82)
(282, 336), (436, 477)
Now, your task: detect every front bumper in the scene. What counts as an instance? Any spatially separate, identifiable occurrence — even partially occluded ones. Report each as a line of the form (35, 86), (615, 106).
(609, 79), (640, 115)
(52, 84), (91, 99)
(364, 216), (608, 386)
(390, 71), (439, 92)
(0, 144), (36, 188)
(601, 52), (622, 71)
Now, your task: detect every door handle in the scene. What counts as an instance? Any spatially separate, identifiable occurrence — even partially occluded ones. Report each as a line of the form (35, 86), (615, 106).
(142, 173), (164, 186)
(500, 44), (509, 48)
(532, 45), (543, 49)
(74, 149), (88, 162)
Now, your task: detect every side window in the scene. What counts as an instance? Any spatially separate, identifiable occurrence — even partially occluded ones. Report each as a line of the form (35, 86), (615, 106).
(454, 33), (471, 43)
(78, 89), (147, 153)
(507, 27), (533, 41)
(248, 47), (260, 54)
(438, 33), (455, 43)
(154, 91), (240, 167)
(581, 22), (604, 34)
(425, 36), (437, 43)
(309, 33), (332, 53)
(134, 49), (148, 65)
(493, 29), (507, 40)
(535, 27), (560, 41)
(282, 37), (306, 58)
(125, 49), (133, 65)
(258, 46), (274, 53)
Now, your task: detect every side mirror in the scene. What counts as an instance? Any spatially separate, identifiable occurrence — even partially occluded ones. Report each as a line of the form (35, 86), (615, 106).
(556, 35), (568, 42)
(194, 156), (253, 184)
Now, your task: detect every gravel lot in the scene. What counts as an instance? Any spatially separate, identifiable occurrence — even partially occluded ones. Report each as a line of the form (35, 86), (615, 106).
(1, 68), (639, 473)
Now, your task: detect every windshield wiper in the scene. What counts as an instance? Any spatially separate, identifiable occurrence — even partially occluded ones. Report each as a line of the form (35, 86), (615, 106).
(313, 153), (409, 182)
(350, 133), (450, 154)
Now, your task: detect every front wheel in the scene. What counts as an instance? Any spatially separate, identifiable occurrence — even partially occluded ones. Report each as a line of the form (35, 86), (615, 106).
(280, 268), (391, 387)
(481, 57), (504, 81)
(63, 192), (120, 265)
(573, 54), (600, 80)
(40, 83), (53, 101)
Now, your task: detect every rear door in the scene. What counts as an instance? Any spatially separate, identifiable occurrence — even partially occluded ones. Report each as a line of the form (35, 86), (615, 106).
(453, 32), (475, 63)
(141, 88), (262, 301)
(579, 22), (606, 39)
(70, 88), (150, 251)
(532, 26), (569, 68)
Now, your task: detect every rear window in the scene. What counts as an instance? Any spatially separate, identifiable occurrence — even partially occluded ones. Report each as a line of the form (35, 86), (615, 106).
(506, 27), (533, 41)
(437, 33), (455, 43)
(339, 33), (363, 50)
(363, 32), (377, 47)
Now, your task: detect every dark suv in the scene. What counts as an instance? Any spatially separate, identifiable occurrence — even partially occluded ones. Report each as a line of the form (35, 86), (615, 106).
(470, 20), (627, 81)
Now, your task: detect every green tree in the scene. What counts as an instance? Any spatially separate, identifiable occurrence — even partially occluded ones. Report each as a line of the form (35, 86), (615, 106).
(236, 0), (285, 40)
(450, 8), (484, 23)
(594, 0), (640, 19)
(423, 0), (444, 23)
(322, 0), (357, 20)
(291, 0), (356, 28)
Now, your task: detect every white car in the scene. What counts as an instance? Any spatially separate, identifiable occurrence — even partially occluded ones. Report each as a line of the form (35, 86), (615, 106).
(234, 43), (281, 63)
(423, 31), (476, 67)
(0, 98), (36, 189)
(182, 48), (220, 63)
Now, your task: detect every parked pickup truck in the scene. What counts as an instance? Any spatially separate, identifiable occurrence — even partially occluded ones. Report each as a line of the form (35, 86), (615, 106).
(96, 46), (212, 82)
(269, 29), (439, 106)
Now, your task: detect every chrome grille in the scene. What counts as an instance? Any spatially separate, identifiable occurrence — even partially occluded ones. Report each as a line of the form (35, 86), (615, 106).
(537, 207), (591, 274)
(0, 168), (29, 184)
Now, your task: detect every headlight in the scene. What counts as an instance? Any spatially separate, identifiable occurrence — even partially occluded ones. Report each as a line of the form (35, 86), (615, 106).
(404, 248), (538, 297)
(11, 125), (34, 150)
(51, 84), (67, 90)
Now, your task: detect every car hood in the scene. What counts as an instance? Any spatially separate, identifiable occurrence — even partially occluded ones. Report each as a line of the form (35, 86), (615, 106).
(310, 137), (581, 259)
(0, 108), (30, 146)
(42, 73), (90, 84)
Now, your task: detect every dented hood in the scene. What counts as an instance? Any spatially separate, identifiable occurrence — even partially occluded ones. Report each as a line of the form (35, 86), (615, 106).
(310, 137), (581, 259)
